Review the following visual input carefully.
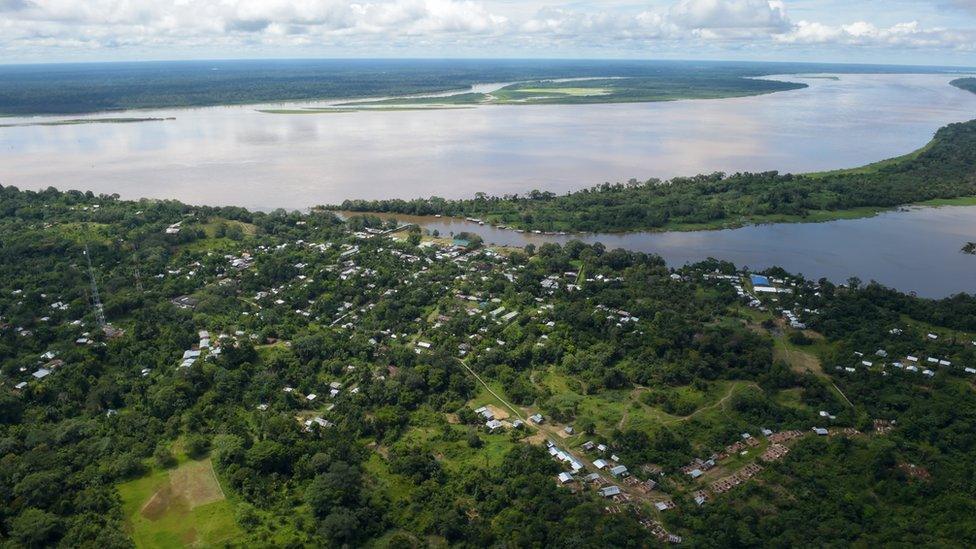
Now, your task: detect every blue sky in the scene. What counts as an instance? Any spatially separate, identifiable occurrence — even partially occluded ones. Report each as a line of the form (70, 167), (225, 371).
(1, 0), (974, 65)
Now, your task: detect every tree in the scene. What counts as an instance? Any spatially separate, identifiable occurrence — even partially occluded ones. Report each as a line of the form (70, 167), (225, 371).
(9, 508), (61, 547)
(184, 434), (210, 459)
(154, 443), (176, 468)
(306, 461), (362, 517)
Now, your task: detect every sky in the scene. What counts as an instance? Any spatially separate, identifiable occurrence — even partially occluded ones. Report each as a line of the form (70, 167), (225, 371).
(0, 0), (975, 66)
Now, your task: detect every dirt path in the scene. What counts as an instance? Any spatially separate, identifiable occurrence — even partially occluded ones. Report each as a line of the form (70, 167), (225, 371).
(455, 358), (524, 421)
(664, 382), (758, 425)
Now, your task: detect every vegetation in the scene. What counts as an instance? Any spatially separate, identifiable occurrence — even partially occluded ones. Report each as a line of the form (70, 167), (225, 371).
(1, 185), (975, 547)
(339, 118), (976, 233)
(0, 59), (959, 116)
(952, 77), (976, 95)
(343, 74), (806, 108)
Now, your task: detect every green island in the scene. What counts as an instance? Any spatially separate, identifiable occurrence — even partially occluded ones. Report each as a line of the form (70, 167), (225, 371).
(2, 184), (976, 547)
(257, 106), (473, 115)
(339, 76), (805, 108)
(0, 117), (174, 128)
(338, 115), (976, 233)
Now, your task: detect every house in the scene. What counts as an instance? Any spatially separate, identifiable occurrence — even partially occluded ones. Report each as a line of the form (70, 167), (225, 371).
(813, 427), (829, 436)
(581, 441), (595, 451)
(599, 486), (621, 498)
(584, 473), (601, 483)
(14, 381), (27, 390)
(486, 419), (503, 431)
(610, 465), (629, 477)
(655, 501), (675, 512)
(512, 420), (524, 429)
(306, 394), (317, 401)
(529, 413), (544, 424)
(32, 368), (51, 379)
(688, 469), (703, 479)
(593, 459), (608, 470)
(558, 472), (573, 484)
(564, 426), (574, 435)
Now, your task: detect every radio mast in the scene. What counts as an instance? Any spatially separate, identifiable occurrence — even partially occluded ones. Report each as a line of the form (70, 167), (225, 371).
(84, 244), (107, 329)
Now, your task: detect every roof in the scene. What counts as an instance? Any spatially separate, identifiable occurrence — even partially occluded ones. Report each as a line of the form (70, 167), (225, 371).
(750, 274), (771, 287)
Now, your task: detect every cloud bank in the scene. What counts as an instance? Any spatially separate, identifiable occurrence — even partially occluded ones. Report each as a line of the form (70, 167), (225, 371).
(0, 0), (973, 62)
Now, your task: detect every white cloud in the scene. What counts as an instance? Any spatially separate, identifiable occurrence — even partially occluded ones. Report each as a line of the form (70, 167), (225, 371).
(670, 0), (791, 31)
(777, 19), (976, 50)
(0, 0), (974, 61)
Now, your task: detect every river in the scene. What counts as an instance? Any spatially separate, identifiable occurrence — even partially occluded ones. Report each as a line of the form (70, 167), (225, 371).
(2, 72), (974, 296)
(2, 73), (975, 210)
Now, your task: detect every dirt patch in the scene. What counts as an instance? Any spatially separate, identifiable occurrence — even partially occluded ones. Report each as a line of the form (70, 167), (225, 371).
(140, 459), (224, 521)
(140, 484), (190, 521)
(484, 404), (509, 421)
(445, 413), (460, 424)
(524, 432), (548, 446)
(775, 344), (823, 375)
(181, 527), (199, 545)
(170, 459), (225, 508)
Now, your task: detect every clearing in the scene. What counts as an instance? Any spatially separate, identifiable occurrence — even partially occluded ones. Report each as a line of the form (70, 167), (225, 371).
(118, 458), (241, 548)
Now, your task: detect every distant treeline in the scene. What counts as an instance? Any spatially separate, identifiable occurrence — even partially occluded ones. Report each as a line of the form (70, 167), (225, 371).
(339, 118), (976, 233)
(0, 58), (968, 115)
(952, 77), (976, 94)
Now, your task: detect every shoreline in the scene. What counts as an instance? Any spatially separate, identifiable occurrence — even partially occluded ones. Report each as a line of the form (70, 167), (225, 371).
(333, 197), (976, 237)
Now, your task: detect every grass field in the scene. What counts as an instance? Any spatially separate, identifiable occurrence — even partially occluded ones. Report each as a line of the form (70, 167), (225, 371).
(118, 458), (241, 548)
(510, 87), (612, 97)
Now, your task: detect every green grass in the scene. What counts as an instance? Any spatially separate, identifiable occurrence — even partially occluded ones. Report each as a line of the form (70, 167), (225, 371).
(508, 87), (612, 97)
(117, 459), (242, 548)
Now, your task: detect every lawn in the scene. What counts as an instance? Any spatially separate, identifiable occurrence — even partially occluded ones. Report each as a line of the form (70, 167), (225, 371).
(118, 458), (241, 548)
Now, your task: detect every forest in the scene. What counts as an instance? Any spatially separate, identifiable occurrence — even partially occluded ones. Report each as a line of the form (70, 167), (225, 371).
(340, 117), (976, 233)
(1, 184), (975, 547)
(0, 59), (963, 116)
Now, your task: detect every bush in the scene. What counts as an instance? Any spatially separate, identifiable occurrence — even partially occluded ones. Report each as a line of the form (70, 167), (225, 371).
(184, 434), (211, 459)
(153, 443), (176, 468)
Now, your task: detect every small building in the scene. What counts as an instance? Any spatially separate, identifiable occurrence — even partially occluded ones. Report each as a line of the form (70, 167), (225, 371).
(558, 472), (573, 484)
(486, 419), (503, 431)
(564, 426), (574, 435)
(813, 427), (829, 436)
(599, 486), (621, 498)
(529, 413), (544, 424)
(593, 459), (608, 470)
(610, 465), (629, 478)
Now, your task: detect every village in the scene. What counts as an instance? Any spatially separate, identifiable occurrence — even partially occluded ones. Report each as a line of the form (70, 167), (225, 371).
(3, 203), (975, 546)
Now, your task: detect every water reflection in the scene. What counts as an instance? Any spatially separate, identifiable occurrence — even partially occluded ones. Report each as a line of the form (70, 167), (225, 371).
(1, 74), (975, 211)
(360, 206), (976, 298)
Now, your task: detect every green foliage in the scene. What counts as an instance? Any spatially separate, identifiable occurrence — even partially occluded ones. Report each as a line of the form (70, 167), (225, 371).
(341, 118), (976, 232)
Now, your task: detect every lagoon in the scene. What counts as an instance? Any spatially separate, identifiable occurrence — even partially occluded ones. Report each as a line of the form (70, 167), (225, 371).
(367, 205), (976, 298)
